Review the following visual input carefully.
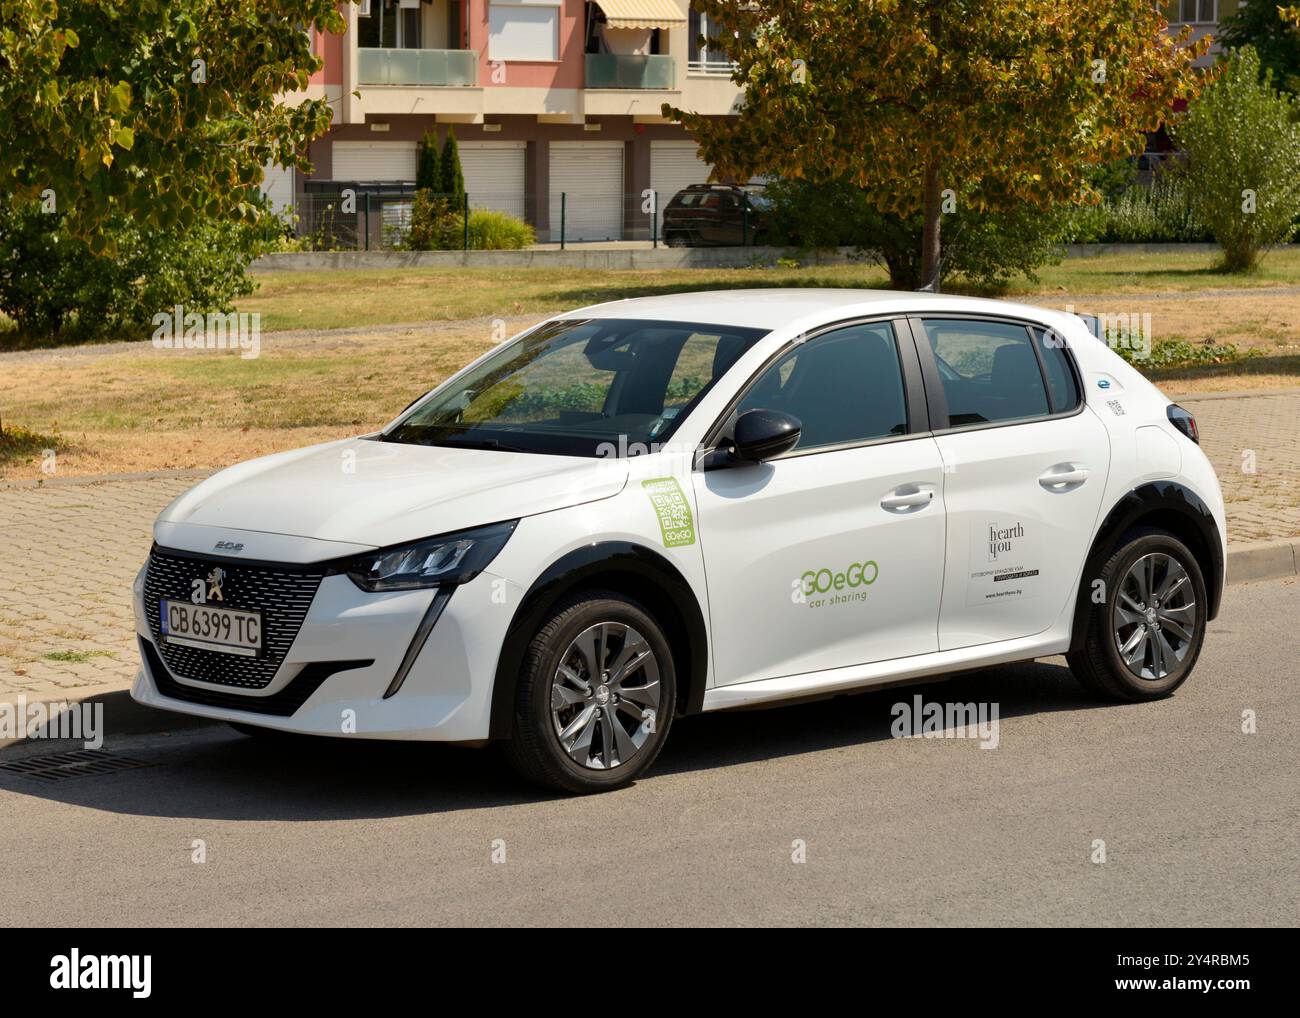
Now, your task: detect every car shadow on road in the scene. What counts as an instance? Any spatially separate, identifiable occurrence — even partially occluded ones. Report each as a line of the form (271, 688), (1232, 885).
(0, 658), (1117, 821)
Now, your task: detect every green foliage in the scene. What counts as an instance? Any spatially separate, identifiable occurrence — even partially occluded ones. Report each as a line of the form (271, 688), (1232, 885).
(765, 177), (1064, 290)
(1061, 173), (1210, 243)
(1116, 339), (1255, 369)
(407, 190), (464, 251)
(0, 0), (343, 251)
(0, 421), (64, 464)
(467, 209), (535, 250)
(439, 128), (466, 205)
(666, 1), (1207, 287)
(1218, 0), (1300, 93)
(0, 197), (277, 344)
(416, 130), (441, 191)
(1173, 47), (1300, 271)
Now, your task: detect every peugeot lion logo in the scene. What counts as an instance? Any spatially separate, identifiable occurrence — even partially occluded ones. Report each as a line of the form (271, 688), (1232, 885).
(191, 567), (225, 604)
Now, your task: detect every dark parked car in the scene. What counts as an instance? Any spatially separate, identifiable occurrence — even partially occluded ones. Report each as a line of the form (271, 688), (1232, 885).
(661, 184), (771, 247)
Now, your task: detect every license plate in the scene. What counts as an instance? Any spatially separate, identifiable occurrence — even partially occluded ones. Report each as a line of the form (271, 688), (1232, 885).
(160, 599), (263, 657)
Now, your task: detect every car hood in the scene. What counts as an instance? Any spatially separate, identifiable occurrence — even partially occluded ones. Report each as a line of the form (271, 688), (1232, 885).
(157, 437), (629, 551)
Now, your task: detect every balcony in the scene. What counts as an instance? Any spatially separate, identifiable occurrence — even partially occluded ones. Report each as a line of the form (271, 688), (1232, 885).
(584, 53), (675, 90)
(358, 48), (478, 87)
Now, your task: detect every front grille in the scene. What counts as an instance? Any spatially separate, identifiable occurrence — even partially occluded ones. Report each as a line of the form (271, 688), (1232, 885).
(144, 547), (325, 690)
(141, 639), (373, 717)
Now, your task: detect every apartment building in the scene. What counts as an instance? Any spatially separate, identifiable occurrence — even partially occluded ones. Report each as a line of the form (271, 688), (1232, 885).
(1165, 0), (1244, 68)
(269, 0), (743, 242)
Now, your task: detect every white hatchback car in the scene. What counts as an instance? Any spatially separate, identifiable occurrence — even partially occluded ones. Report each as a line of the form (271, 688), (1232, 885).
(132, 290), (1225, 793)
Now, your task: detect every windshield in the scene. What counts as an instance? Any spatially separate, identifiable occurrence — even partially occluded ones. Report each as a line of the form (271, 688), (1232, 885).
(384, 318), (769, 457)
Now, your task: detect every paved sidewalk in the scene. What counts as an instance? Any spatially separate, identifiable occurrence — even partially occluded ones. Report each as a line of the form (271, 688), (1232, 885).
(1177, 390), (1300, 541)
(0, 476), (196, 695)
(1, 392), (1297, 698)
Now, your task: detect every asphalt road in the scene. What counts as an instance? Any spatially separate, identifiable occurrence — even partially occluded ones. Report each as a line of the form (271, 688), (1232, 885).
(2, 576), (1296, 927)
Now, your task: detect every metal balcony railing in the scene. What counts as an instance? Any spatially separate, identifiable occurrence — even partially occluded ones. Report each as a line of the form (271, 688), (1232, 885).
(584, 53), (675, 90)
(358, 47), (478, 87)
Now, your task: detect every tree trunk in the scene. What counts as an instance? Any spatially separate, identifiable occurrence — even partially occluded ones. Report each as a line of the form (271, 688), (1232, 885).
(919, 3), (943, 293)
(920, 154), (942, 292)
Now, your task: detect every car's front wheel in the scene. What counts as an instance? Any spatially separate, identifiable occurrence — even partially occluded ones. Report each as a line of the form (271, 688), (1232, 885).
(1068, 527), (1208, 701)
(503, 591), (676, 794)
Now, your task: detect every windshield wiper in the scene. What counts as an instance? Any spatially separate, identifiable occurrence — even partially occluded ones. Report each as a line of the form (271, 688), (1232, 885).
(419, 434), (532, 453)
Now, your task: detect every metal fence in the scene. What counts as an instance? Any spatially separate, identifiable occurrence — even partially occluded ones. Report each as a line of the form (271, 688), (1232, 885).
(279, 184), (770, 252)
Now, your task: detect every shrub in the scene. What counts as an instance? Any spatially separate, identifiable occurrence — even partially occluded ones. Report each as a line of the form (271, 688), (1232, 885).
(439, 128), (466, 207)
(407, 190), (464, 251)
(1103, 173), (1208, 243)
(764, 177), (1064, 290)
(0, 198), (275, 344)
(1116, 339), (1256, 370)
(468, 209), (535, 250)
(1173, 47), (1300, 271)
(416, 130), (441, 191)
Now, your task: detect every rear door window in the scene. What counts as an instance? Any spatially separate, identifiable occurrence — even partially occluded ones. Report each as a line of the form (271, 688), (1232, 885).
(921, 319), (1051, 427)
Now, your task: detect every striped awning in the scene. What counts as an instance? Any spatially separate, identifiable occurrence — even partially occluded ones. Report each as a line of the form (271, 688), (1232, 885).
(596, 0), (687, 30)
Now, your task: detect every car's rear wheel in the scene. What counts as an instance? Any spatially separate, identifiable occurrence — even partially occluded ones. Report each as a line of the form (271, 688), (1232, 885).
(503, 591), (676, 794)
(1068, 527), (1208, 701)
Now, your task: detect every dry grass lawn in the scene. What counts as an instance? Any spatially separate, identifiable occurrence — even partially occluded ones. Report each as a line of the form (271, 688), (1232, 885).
(3, 252), (1299, 480)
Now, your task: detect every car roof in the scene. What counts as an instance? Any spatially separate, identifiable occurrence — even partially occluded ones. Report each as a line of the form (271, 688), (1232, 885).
(559, 288), (1071, 334)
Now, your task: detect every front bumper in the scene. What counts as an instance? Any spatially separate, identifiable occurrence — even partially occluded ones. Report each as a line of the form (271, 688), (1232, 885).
(131, 564), (523, 741)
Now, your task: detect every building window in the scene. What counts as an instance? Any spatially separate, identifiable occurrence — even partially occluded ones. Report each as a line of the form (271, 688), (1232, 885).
(689, 7), (736, 74)
(1178, 0), (1217, 24)
(489, 1), (561, 62)
(358, 0), (423, 49)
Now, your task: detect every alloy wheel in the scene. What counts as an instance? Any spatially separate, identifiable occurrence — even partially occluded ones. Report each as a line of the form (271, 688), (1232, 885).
(1112, 552), (1198, 680)
(550, 622), (662, 770)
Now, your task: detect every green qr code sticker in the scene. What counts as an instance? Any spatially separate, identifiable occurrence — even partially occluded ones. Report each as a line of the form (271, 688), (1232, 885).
(642, 477), (696, 548)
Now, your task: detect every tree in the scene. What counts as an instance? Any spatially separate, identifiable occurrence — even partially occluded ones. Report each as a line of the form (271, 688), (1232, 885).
(1218, 0), (1300, 93)
(665, 1), (1207, 290)
(0, 0), (344, 254)
(765, 176), (1068, 290)
(1173, 46), (1300, 271)
(439, 127), (466, 205)
(0, 200), (279, 343)
(416, 128), (441, 191)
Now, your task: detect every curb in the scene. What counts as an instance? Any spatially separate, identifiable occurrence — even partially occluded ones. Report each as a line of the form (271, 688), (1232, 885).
(0, 468), (213, 490)
(2, 537), (1296, 743)
(1226, 537), (1299, 584)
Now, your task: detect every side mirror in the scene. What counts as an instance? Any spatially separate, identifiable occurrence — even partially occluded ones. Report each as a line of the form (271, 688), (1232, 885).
(732, 408), (801, 462)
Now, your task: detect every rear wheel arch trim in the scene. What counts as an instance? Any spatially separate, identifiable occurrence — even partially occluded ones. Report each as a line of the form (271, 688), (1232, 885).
(1069, 480), (1224, 653)
(488, 542), (709, 740)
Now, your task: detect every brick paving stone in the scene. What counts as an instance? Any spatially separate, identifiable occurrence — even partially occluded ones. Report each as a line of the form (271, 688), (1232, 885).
(0, 476), (196, 697)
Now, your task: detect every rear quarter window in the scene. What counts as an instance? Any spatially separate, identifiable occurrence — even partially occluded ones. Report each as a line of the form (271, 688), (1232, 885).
(1033, 328), (1081, 413)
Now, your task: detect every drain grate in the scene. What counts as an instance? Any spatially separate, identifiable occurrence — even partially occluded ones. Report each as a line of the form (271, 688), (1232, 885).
(0, 749), (155, 782)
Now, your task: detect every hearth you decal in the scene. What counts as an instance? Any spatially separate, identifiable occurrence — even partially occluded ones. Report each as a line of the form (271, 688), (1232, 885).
(966, 516), (1042, 607)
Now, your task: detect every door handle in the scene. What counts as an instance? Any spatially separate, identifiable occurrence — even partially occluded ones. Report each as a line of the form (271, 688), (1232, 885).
(1038, 465), (1089, 490)
(880, 486), (935, 511)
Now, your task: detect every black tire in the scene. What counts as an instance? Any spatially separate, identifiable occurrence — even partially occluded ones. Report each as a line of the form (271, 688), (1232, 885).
(1067, 526), (1208, 702)
(502, 590), (677, 794)
(664, 230), (687, 248)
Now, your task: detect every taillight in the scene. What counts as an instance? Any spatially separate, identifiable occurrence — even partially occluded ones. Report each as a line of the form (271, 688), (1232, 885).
(1167, 404), (1199, 445)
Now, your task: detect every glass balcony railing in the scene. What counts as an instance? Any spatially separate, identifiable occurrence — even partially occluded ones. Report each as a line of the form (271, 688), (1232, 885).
(584, 53), (675, 90)
(358, 48), (478, 87)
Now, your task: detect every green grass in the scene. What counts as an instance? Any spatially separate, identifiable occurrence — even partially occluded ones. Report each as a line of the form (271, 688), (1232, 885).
(236, 249), (1300, 333)
(42, 649), (115, 663)
(0, 422), (66, 469)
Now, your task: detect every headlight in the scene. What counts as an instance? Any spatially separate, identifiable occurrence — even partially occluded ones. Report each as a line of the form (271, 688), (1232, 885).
(343, 520), (518, 592)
